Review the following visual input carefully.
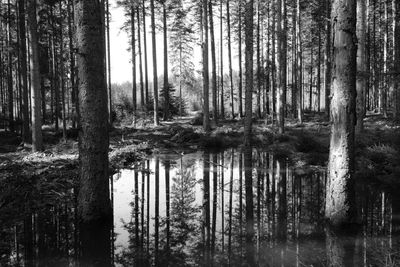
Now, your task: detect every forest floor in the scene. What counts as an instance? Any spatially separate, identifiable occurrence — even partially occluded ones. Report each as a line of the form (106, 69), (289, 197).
(1, 112), (400, 190)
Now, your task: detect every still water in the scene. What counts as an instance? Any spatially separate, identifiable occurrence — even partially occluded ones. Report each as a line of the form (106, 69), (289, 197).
(1, 149), (399, 266)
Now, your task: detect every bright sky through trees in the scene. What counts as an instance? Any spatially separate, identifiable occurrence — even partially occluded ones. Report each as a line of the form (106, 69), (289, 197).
(109, 0), (238, 84)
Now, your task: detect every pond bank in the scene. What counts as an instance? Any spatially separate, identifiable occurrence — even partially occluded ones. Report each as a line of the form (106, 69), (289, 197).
(1, 114), (399, 181)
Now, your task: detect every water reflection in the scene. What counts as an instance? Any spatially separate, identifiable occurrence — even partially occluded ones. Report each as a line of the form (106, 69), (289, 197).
(112, 150), (400, 266)
(1, 149), (400, 266)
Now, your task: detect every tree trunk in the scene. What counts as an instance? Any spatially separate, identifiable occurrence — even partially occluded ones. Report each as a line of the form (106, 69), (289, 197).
(59, 0), (67, 140)
(163, 2), (169, 121)
(51, 5), (60, 132)
(256, 0), (261, 119)
(220, 0), (224, 119)
(238, 1), (243, 119)
(276, 0), (285, 133)
(394, 0), (400, 120)
(244, 0), (254, 147)
(150, 0), (159, 126)
(142, 0), (149, 110)
(226, 0), (235, 119)
(68, 0), (78, 129)
(75, 0), (111, 265)
(325, 0), (357, 227)
(27, 0), (43, 152)
(296, 0), (303, 123)
(317, 30), (321, 112)
(382, 0), (388, 117)
(209, 0), (218, 125)
(292, 4), (297, 117)
(324, 0), (332, 120)
(106, 0), (112, 124)
(202, 0), (210, 131)
(137, 6), (144, 110)
(18, 0), (30, 143)
(131, 6), (137, 124)
(356, 0), (367, 132)
(7, 0), (14, 132)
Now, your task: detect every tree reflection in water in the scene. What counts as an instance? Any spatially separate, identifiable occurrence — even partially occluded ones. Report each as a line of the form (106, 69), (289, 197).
(1, 149), (400, 266)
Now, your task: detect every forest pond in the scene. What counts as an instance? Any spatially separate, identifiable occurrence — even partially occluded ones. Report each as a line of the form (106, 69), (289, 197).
(2, 149), (400, 266)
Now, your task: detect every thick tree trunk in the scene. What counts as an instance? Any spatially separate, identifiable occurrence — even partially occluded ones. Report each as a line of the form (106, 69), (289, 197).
(244, 0), (254, 147)
(75, 0), (111, 265)
(256, 0), (261, 119)
(18, 0), (30, 143)
(150, 0), (159, 126)
(356, 0), (366, 132)
(325, 0), (357, 227)
(202, 0), (210, 131)
(27, 0), (43, 152)
(394, 0), (400, 120)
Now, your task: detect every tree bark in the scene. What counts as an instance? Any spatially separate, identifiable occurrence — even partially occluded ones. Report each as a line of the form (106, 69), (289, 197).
(142, 0), (149, 109)
(256, 0), (261, 119)
(324, 0), (332, 120)
(220, 0), (224, 119)
(325, 0), (357, 227)
(209, 0), (218, 125)
(382, 0), (388, 117)
(163, 2), (169, 121)
(356, 0), (367, 132)
(394, 0), (400, 120)
(7, 0), (14, 132)
(276, 0), (285, 133)
(226, 0), (234, 119)
(150, 0), (159, 126)
(59, 0), (67, 140)
(106, 0), (112, 124)
(67, 0), (78, 129)
(202, 0), (210, 131)
(27, 0), (43, 152)
(244, 0), (254, 147)
(18, 0), (30, 143)
(75, 0), (111, 265)
(137, 6), (144, 110)
(131, 6), (137, 125)
(238, 1), (243, 118)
